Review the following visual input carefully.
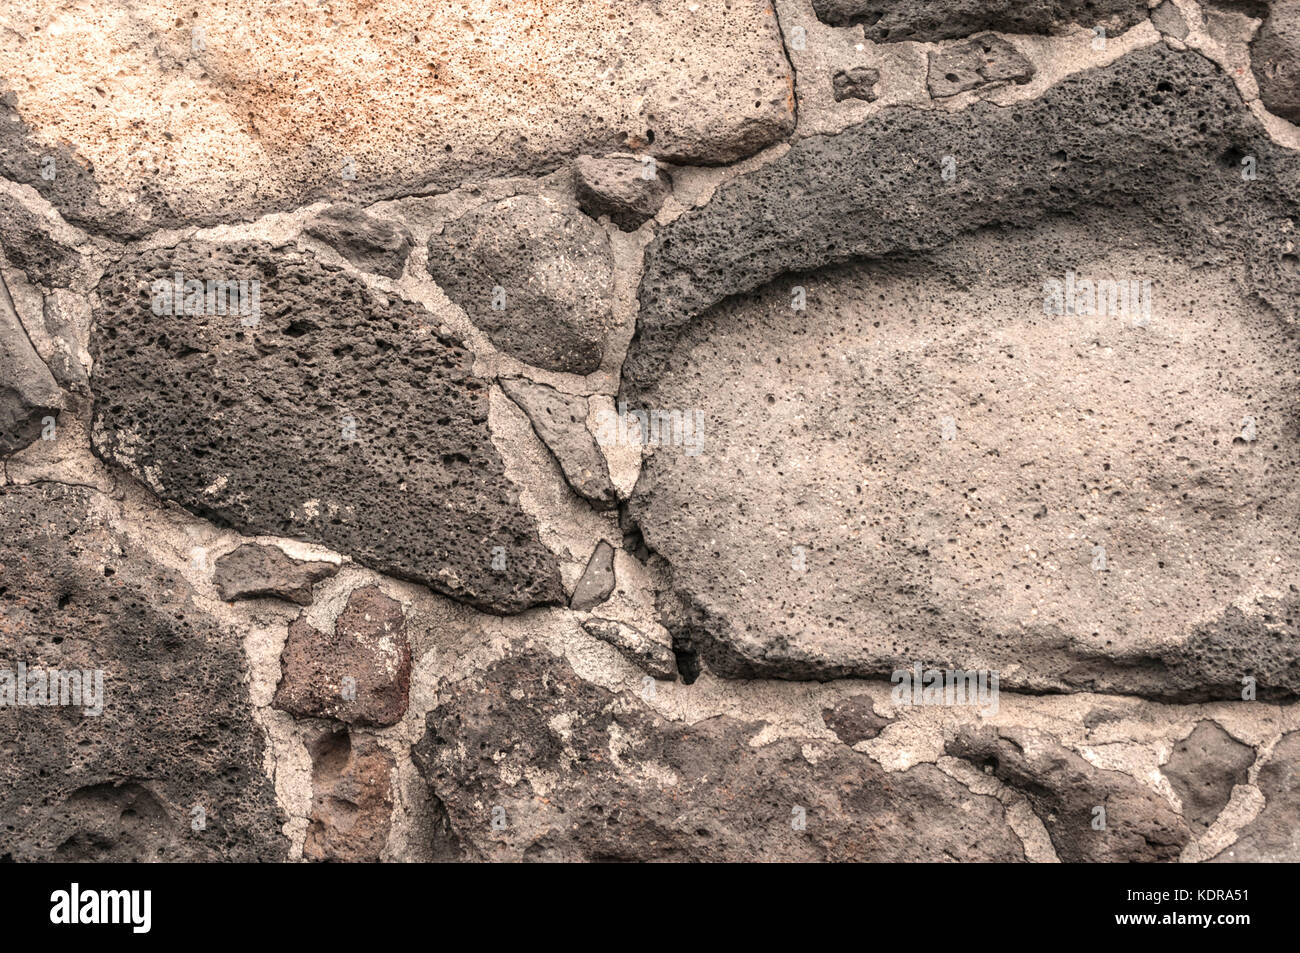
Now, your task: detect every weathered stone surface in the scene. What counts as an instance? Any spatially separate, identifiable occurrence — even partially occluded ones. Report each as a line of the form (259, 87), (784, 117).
(831, 66), (881, 102)
(630, 227), (1300, 696)
(1150, 1), (1190, 40)
(0, 1), (793, 236)
(305, 205), (414, 279)
(573, 155), (672, 232)
(1162, 721), (1255, 832)
(274, 585), (411, 727)
(947, 725), (1190, 862)
(212, 543), (339, 606)
(1211, 731), (1300, 861)
(821, 695), (890, 745)
(0, 194), (80, 288)
(570, 540), (617, 612)
(89, 240), (562, 614)
(625, 47), (1300, 698)
(303, 729), (394, 863)
(810, 0), (1149, 41)
(412, 647), (1025, 861)
(1252, 0), (1300, 124)
(427, 196), (615, 374)
(632, 46), (1298, 360)
(0, 484), (286, 861)
(499, 377), (617, 508)
(927, 34), (1035, 98)
(0, 271), (63, 455)
(581, 618), (678, 679)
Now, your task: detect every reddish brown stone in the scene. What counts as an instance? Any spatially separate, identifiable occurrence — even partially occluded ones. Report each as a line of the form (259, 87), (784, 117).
(273, 585), (411, 726)
(303, 729), (394, 863)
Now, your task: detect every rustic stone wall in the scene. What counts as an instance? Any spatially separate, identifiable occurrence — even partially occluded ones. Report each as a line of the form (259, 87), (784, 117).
(2, 0), (1299, 862)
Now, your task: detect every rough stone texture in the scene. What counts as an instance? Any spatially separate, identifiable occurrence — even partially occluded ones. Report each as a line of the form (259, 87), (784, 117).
(625, 47), (1300, 698)
(632, 46), (1299, 360)
(412, 647), (1026, 861)
(0, 484), (286, 860)
(1252, 0), (1300, 124)
(0, 193), (80, 288)
(89, 239), (563, 614)
(570, 540), (617, 612)
(1211, 731), (1300, 861)
(212, 543), (339, 606)
(304, 204), (414, 279)
(1150, 1), (1190, 41)
(6, 0), (1300, 867)
(499, 377), (618, 508)
(0, 0), (794, 237)
(303, 729), (394, 863)
(427, 196), (616, 375)
(630, 231), (1300, 696)
(832, 67), (881, 102)
(821, 695), (890, 745)
(1162, 721), (1255, 832)
(581, 618), (678, 679)
(810, 0), (1150, 41)
(0, 271), (63, 455)
(947, 725), (1191, 862)
(927, 35), (1036, 99)
(573, 155), (672, 231)
(274, 585), (411, 727)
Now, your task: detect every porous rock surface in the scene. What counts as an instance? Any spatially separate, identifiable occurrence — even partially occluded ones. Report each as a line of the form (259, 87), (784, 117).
(0, 0), (794, 236)
(573, 155), (673, 232)
(89, 239), (562, 614)
(412, 647), (1025, 862)
(946, 725), (1191, 862)
(1251, 0), (1300, 124)
(0, 484), (286, 860)
(811, 0), (1149, 40)
(303, 729), (394, 863)
(625, 46), (1300, 698)
(3, 0), (1300, 865)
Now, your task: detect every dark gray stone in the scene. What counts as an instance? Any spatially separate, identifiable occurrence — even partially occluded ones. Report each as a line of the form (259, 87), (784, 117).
(0, 483), (287, 861)
(811, 0), (1149, 41)
(573, 155), (672, 231)
(1252, 0), (1300, 124)
(0, 271), (62, 455)
(631, 47), (1296, 382)
(212, 543), (339, 606)
(89, 240), (563, 614)
(499, 377), (618, 508)
(947, 725), (1190, 862)
(426, 196), (616, 374)
(0, 193), (80, 288)
(1212, 730), (1300, 861)
(411, 646), (1025, 861)
(821, 695), (890, 745)
(304, 204), (414, 278)
(927, 34), (1035, 98)
(832, 66), (880, 102)
(0, 89), (153, 238)
(1163, 721), (1255, 832)
(570, 539), (617, 611)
